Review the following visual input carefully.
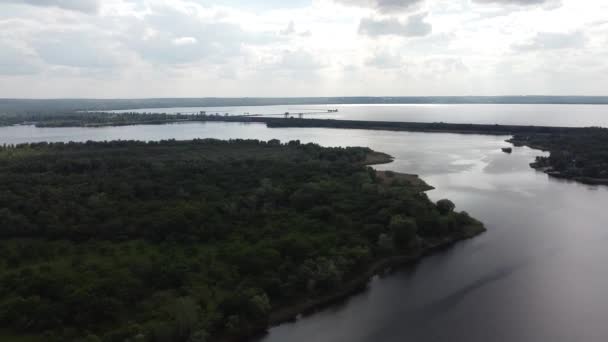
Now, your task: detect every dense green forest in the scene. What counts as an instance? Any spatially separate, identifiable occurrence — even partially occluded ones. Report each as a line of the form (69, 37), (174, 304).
(510, 128), (608, 184)
(0, 139), (483, 342)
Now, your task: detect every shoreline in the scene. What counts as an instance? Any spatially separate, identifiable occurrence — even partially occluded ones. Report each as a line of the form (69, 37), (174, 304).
(19, 117), (608, 187)
(227, 154), (485, 342)
(529, 165), (608, 185)
(236, 224), (485, 342)
(33, 116), (587, 136)
(507, 138), (608, 186)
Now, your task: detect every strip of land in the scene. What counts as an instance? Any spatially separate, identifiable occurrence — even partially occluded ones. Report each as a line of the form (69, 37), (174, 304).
(4, 112), (608, 185)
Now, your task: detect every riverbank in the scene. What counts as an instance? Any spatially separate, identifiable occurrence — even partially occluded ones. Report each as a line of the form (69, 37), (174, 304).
(32, 115), (589, 135)
(0, 140), (486, 342)
(9, 113), (608, 187)
(508, 131), (608, 186)
(240, 220), (485, 342)
(235, 161), (481, 342)
(18, 112), (608, 187)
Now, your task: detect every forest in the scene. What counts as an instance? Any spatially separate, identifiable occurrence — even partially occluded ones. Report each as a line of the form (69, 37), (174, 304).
(0, 112), (187, 127)
(0, 139), (483, 342)
(509, 128), (608, 184)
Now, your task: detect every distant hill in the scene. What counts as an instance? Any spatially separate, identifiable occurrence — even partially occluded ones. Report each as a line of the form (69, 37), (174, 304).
(2, 96), (608, 115)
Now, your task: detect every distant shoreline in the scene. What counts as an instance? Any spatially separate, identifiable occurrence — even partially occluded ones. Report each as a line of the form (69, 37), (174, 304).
(4, 96), (608, 116)
(30, 115), (597, 135)
(8, 115), (608, 187)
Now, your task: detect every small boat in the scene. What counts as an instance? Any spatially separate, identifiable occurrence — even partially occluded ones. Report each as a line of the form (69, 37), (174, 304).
(502, 147), (513, 153)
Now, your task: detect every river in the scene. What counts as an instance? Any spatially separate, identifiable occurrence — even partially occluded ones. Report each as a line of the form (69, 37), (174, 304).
(2, 121), (608, 341)
(112, 103), (608, 127)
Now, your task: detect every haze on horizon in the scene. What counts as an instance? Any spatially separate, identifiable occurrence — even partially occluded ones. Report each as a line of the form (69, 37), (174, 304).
(0, 0), (607, 98)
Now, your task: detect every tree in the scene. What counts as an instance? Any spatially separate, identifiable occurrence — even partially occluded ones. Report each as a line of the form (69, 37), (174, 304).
(436, 199), (456, 215)
(389, 215), (418, 249)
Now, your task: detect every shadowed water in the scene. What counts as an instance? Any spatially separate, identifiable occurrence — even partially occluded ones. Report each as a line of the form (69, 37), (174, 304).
(1, 122), (607, 341)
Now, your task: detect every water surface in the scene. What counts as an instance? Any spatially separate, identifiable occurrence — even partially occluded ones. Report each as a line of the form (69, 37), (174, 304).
(111, 103), (608, 127)
(1, 122), (607, 342)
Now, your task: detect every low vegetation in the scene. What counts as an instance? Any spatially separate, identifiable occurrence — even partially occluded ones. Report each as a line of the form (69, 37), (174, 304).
(0, 139), (483, 342)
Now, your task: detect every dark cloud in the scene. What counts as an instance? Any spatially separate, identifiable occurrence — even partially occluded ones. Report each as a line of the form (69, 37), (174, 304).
(1, 0), (100, 13)
(513, 32), (586, 51)
(335, 0), (424, 13)
(359, 13), (432, 37)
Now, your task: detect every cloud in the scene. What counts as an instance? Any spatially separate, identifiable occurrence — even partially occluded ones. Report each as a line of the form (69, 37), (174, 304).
(472, 0), (562, 9)
(0, 41), (42, 75)
(123, 8), (279, 65)
(513, 31), (586, 51)
(172, 37), (198, 46)
(1, 0), (100, 13)
(281, 21), (296, 35)
(280, 21), (311, 37)
(334, 0), (424, 13)
(1, 0), (607, 97)
(473, 0), (550, 4)
(278, 50), (323, 70)
(31, 30), (125, 68)
(365, 50), (403, 69)
(422, 57), (467, 75)
(359, 13), (432, 37)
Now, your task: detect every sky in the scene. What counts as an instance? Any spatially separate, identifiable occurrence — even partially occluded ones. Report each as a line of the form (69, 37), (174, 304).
(0, 0), (607, 98)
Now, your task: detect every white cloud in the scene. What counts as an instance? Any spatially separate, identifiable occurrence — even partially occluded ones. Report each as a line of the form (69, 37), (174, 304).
(280, 21), (296, 35)
(0, 40), (42, 75)
(359, 13), (432, 37)
(334, 0), (424, 13)
(172, 36), (197, 46)
(513, 31), (586, 51)
(1, 0), (100, 13)
(472, 0), (557, 6)
(365, 50), (404, 69)
(0, 0), (607, 97)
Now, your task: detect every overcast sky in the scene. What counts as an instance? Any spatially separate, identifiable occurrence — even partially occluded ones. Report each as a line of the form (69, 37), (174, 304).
(0, 0), (607, 98)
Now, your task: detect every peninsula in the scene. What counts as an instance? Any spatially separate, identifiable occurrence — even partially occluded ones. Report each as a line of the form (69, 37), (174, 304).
(0, 139), (484, 342)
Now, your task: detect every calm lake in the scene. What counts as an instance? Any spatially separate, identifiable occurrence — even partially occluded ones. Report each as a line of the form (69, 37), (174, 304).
(113, 103), (608, 127)
(2, 120), (608, 341)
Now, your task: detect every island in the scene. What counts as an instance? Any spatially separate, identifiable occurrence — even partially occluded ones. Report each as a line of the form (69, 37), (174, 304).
(0, 139), (484, 342)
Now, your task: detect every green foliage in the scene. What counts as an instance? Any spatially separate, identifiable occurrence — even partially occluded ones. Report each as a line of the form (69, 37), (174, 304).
(511, 128), (608, 180)
(0, 139), (479, 341)
(389, 215), (418, 249)
(436, 199), (456, 215)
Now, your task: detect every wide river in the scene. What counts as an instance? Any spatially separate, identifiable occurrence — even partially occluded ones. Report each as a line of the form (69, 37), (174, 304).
(2, 119), (608, 341)
(113, 103), (608, 127)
